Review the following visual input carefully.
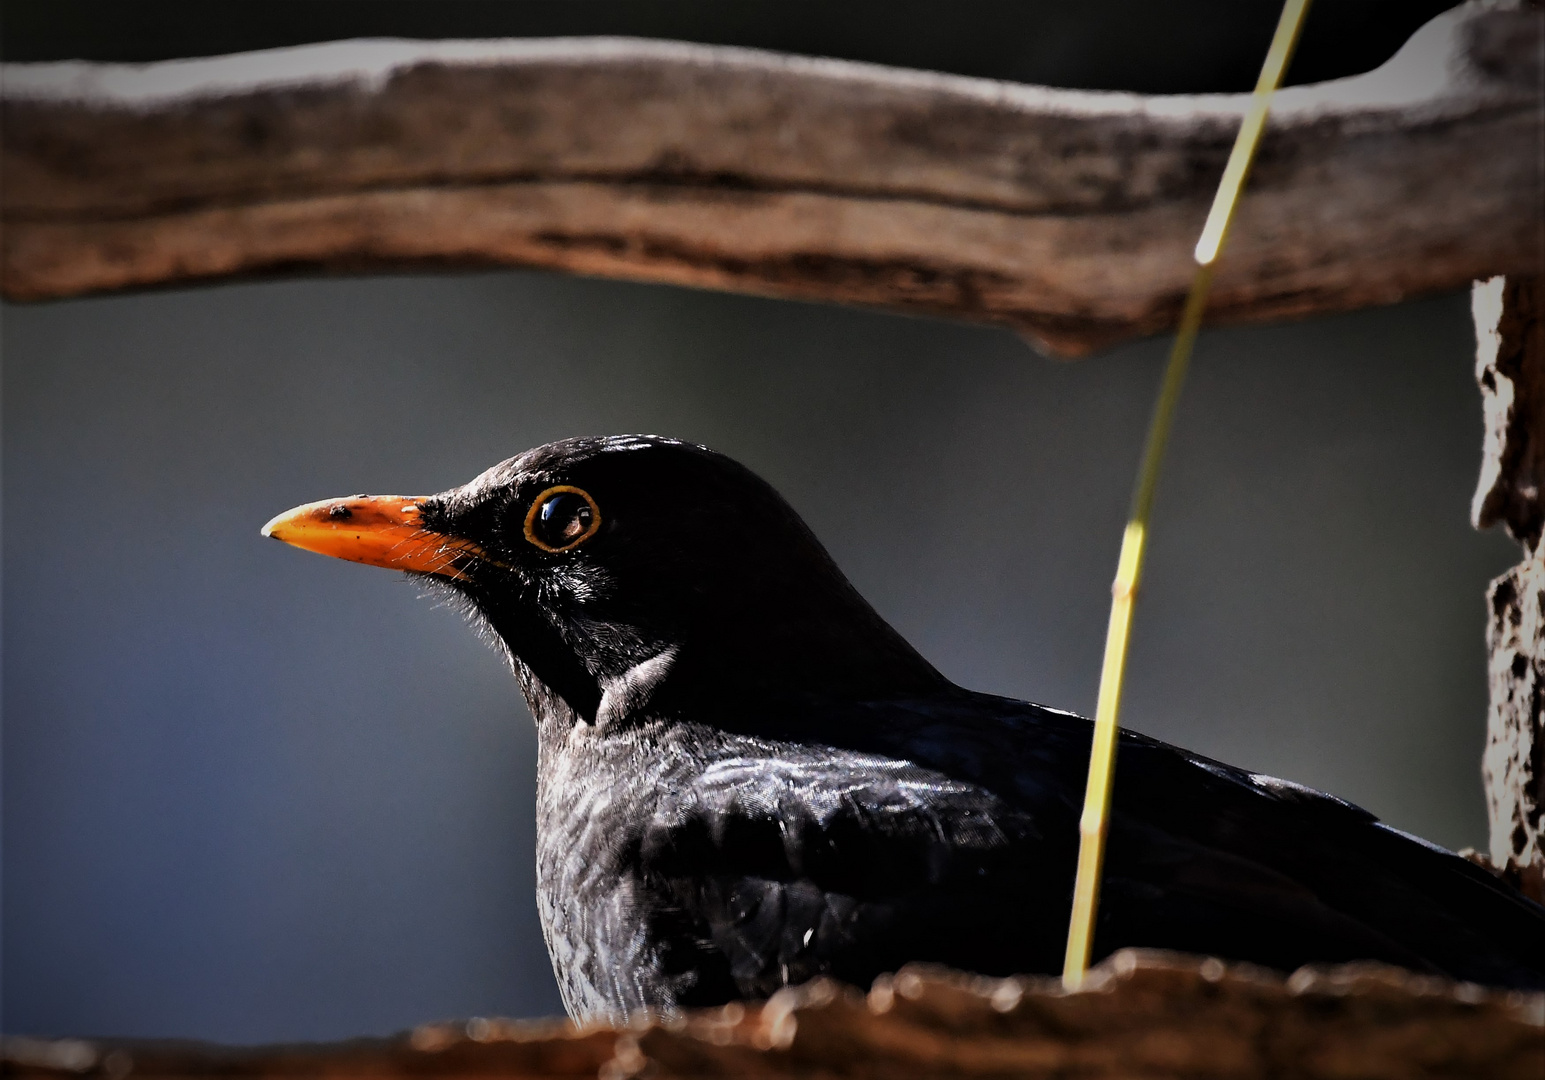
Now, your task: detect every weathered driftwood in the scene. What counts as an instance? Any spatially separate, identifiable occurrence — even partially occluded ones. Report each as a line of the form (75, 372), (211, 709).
(5, 950), (1542, 1080)
(2, 2), (1541, 355)
(1475, 275), (1545, 905)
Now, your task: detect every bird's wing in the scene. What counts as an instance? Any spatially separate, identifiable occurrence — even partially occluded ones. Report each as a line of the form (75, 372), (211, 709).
(625, 743), (1075, 1004)
(871, 692), (1545, 988)
(628, 695), (1545, 1000)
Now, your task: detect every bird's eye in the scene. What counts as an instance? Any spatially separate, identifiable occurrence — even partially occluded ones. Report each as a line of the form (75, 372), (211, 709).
(523, 485), (601, 553)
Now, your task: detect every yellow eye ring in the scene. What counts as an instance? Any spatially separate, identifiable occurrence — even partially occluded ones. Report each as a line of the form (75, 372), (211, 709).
(523, 485), (602, 553)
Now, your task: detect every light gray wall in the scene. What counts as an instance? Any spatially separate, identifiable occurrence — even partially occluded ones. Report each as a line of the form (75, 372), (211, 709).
(2, 271), (1517, 1040)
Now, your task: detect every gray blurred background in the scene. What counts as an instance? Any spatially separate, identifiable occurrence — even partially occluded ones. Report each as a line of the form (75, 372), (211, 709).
(2, 0), (1511, 1045)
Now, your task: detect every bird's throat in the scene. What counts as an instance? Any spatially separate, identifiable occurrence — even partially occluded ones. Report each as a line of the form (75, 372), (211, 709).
(480, 603), (604, 725)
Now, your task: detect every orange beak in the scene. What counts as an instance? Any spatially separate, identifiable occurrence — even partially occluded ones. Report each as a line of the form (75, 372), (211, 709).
(260, 495), (484, 579)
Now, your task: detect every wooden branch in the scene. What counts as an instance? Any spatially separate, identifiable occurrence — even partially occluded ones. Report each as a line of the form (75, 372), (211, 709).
(1476, 275), (1545, 905)
(6, 951), (1542, 1079)
(2, 2), (1540, 356)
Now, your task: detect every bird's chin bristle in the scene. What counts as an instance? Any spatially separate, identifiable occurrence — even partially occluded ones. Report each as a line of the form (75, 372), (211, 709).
(427, 583), (519, 672)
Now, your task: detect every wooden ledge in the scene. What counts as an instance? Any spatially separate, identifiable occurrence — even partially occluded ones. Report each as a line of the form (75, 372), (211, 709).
(5, 950), (1542, 1079)
(2, 2), (1541, 355)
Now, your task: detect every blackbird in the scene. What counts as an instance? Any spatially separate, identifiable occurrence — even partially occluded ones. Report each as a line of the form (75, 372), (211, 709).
(263, 435), (1545, 1021)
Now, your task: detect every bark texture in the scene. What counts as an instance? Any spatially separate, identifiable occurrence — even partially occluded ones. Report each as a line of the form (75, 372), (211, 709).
(1476, 275), (1545, 905)
(2, 2), (1541, 355)
(5, 951), (1542, 1080)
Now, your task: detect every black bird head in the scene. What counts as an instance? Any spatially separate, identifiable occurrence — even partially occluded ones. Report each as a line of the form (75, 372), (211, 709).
(263, 436), (945, 726)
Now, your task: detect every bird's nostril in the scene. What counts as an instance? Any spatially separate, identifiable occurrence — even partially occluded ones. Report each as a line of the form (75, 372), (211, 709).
(328, 504), (353, 521)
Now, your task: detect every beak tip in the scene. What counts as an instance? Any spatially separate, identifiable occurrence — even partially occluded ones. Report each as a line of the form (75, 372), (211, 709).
(260, 512), (289, 540)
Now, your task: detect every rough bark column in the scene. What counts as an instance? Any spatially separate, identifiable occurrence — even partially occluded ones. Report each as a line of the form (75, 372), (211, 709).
(1473, 275), (1545, 903)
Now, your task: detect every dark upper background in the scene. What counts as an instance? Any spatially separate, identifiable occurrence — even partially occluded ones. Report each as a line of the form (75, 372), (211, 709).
(2, 0), (1513, 1044)
(0, 0), (1455, 87)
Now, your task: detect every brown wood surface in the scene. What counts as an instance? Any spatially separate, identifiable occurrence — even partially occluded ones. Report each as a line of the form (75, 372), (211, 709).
(1476, 275), (1545, 905)
(2, 2), (1540, 355)
(5, 950), (1542, 1079)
